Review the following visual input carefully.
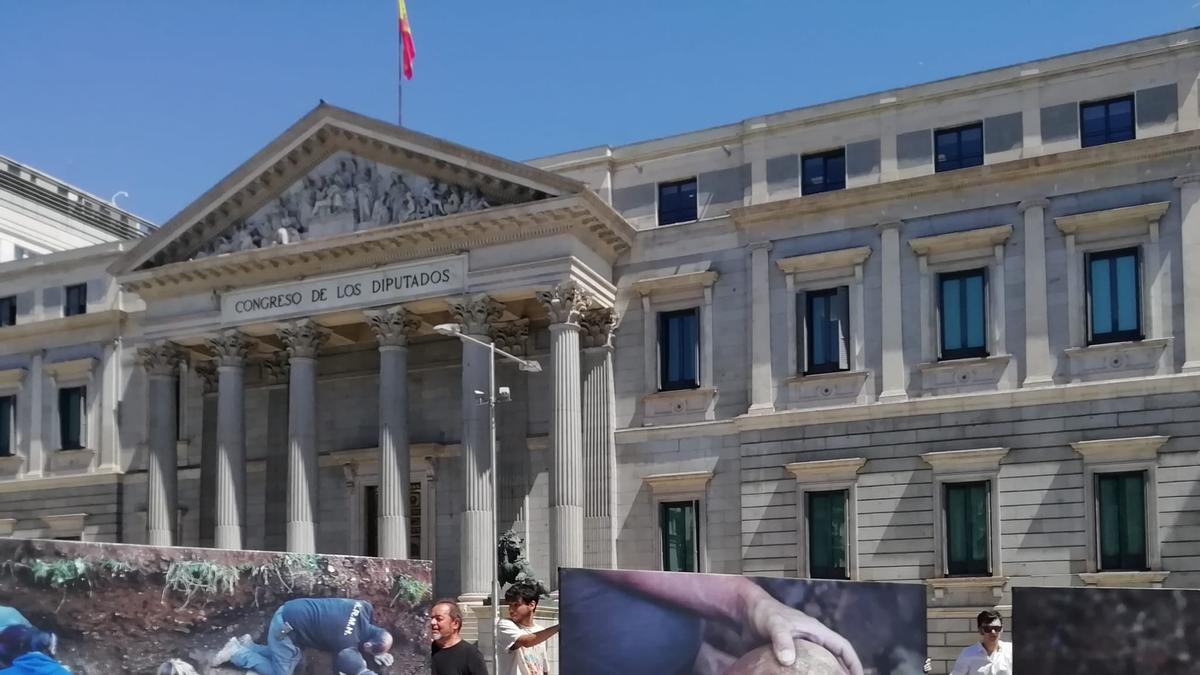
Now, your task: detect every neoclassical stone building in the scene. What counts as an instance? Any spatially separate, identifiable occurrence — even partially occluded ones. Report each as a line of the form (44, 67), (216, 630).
(5, 28), (1200, 672)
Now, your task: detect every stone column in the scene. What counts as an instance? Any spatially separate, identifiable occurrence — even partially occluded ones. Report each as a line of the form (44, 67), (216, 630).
(579, 307), (619, 569)
(1020, 199), (1054, 386)
(207, 330), (254, 550)
(138, 343), (182, 546)
(448, 293), (504, 602)
(1177, 176), (1200, 371)
(878, 221), (907, 402)
(537, 282), (590, 588)
(366, 306), (421, 559)
(194, 361), (219, 548)
(277, 320), (328, 554)
(748, 242), (775, 413)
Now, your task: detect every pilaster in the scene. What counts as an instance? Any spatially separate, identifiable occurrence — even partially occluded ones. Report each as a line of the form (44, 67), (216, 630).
(1019, 198), (1054, 386)
(878, 221), (908, 402)
(747, 241), (775, 413)
(1176, 175), (1200, 371)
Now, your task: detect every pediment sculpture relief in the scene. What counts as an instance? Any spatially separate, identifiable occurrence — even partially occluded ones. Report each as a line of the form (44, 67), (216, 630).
(194, 151), (494, 259)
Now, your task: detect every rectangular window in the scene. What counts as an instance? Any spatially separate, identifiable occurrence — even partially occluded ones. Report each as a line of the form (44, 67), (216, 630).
(658, 308), (699, 391)
(658, 178), (698, 226)
(0, 296), (15, 328)
(1097, 471), (1147, 571)
(803, 288), (850, 374)
(801, 149), (846, 195)
(0, 395), (13, 457)
(1081, 95), (1135, 147)
(945, 481), (990, 576)
(807, 490), (848, 579)
(934, 123), (984, 172)
(58, 386), (85, 450)
(660, 500), (700, 572)
(63, 283), (87, 317)
(1087, 248), (1141, 344)
(939, 268), (988, 360)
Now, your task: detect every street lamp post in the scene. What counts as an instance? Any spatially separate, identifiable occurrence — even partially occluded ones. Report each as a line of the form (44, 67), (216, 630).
(433, 322), (542, 673)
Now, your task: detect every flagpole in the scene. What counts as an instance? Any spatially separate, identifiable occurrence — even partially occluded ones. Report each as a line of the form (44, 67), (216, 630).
(397, 9), (404, 126)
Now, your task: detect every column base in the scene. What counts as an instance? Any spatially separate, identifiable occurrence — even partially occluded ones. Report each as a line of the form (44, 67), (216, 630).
(1021, 374), (1056, 388)
(746, 402), (776, 415)
(457, 592), (489, 605)
(1182, 360), (1200, 373)
(213, 525), (244, 550)
(878, 390), (909, 403)
(286, 521), (316, 554)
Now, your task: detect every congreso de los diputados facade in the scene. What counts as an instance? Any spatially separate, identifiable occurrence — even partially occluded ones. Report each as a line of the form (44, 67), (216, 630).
(5, 28), (1200, 671)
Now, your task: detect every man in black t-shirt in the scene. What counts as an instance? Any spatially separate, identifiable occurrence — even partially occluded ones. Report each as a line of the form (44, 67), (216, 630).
(211, 598), (393, 675)
(430, 599), (487, 675)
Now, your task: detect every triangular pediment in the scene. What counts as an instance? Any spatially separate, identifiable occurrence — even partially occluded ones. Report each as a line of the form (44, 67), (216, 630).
(112, 104), (598, 274)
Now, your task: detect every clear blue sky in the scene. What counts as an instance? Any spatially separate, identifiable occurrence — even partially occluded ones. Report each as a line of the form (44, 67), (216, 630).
(1, 1), (1196, 224)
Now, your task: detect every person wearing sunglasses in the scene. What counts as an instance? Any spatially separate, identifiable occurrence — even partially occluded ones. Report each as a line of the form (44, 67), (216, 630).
(948, 610), (1011, 675)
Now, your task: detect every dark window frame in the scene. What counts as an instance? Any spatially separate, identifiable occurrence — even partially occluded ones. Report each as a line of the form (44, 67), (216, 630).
(944, 480), (991, 577)
(0, 296), (15, 328)
(1097, 471), (1149, 572)
(658, 308), (700, 391)
(659, 499), (701, 573)
(0, 395), (13, 457)
(934, 122), (984, 173)
(803, 287), (850, 375)
(63, 283), (87, 317)
(1080, 95), (1136, 148)
(1086, 247), (1143, 345)
(58, 386), (85, 450)
(801, 148), (846, 195)
(938, 268), (989, 361)
(806, 489), (849, 580)
(657, 178), (698, 226)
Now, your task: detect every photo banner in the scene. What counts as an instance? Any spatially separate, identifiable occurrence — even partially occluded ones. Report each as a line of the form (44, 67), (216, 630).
(0, 539), (433, 674)
(1014, 585), (1200, 674)
(560, 567), (926, 675)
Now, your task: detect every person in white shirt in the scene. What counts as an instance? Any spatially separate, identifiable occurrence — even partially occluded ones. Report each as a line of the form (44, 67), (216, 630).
(949, 610), (1012, 675)
(496, 582), (559, 675)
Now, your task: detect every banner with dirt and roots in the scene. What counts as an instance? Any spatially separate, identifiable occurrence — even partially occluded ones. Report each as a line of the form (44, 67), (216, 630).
(0, 538), (432, 675)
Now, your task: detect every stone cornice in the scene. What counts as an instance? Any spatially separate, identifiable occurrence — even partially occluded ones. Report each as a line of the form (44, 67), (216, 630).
(41, 513), (87, 536)
(45, 358), (97, 384)
(1054, 201), (1171, 235)
(0, 310), (126, 344)
(732, 131), (1200, 229)
(117, 194), (633, 300)
(921, 447), (1009, 474)
(1071, 435), (1168, 463)
(777, 247), (871, 276)
(909, 225), (1012, 257)
(0, 368), (26, 390)
(634, 270), (719, 296)
(642, 470), (714, 495)
(785, 457), (867, 484)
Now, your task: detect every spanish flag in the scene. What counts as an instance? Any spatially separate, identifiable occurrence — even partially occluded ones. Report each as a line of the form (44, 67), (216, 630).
(398, 0), (415, 80)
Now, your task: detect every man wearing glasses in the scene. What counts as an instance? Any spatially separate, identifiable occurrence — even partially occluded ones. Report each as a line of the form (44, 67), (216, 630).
(949, 610), (1012, 674)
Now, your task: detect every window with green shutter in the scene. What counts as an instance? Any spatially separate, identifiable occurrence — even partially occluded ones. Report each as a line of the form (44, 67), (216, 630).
(58, 386), (85, 450)
(807, 490), (848, 579)
(660, 500), (699, 572)
(945, 481), (990, 576)
(1097, 471), (1147, 571)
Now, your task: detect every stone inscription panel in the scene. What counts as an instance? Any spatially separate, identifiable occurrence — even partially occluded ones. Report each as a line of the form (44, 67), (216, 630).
(221, 254), (465, 324)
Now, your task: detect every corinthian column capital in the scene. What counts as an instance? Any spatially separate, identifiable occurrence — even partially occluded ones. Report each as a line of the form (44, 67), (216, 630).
(206, 330), (255, 368)
(277, 320), (329, 360)
(491, 319), (530, 356)
(448, 293), (505, 337)
(194, 360), (219, 393)
(579, 307), (621, 349)
(366, 305), (423, 348)
(137, 342), (183, 377)
(537, 281), (591, 326)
